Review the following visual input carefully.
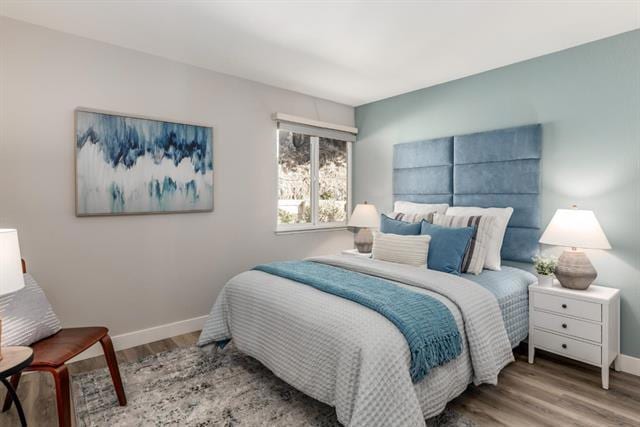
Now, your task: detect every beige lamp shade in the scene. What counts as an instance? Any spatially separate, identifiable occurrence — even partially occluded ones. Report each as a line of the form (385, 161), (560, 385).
(0, 229), (25, 296)
(539, 209), (611, 250)
(348, 203), (379, 228)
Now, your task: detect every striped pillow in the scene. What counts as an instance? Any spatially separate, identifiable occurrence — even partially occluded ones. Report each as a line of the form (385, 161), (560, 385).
(0, 274), (62, 346)
(372, 232), (431, 267)
(432, 214), (496, 275)
(389, 211), (435, 223)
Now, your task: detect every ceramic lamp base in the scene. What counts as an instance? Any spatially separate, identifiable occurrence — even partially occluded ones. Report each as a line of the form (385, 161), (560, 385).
(555, 250), (597, 290)
(354, 228), (373, 253)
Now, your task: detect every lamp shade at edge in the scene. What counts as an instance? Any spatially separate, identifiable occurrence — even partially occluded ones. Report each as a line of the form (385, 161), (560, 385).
(0, 229), (25, 296)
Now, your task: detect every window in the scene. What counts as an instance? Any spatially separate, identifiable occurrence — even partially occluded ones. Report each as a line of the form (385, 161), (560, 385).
(276, 121), (353, 232)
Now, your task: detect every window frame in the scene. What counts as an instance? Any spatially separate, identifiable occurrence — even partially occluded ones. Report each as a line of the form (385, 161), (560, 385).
(275, 129), (352, 234)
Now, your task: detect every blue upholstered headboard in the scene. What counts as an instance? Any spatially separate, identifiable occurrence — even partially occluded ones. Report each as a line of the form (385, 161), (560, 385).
(393, 124), (541, 263)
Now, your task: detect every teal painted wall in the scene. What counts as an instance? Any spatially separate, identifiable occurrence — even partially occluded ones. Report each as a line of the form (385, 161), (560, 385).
(355, 30), (640, 357)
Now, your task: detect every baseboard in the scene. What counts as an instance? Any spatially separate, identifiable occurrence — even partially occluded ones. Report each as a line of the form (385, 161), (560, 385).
(618, 353), (640, 376)
(67, 315), (208, 363)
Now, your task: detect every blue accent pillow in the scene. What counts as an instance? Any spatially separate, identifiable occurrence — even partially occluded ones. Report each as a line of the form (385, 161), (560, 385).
(420, 221), (475, 275)
(379, 214), (421, 235)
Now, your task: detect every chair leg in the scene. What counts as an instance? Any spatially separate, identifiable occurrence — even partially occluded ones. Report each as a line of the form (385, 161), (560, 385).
(1, 372), (21, 412)
(99, 334), (127, 406)
(51, 365), (71, 427)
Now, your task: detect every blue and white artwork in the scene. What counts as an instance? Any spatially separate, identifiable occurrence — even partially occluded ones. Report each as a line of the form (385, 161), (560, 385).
(75, 110), (213, 215)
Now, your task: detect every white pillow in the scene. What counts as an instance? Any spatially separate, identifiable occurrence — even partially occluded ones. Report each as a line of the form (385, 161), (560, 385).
(394, 201), (449, 216)
(372, 232), (431, 267)
(445, 206), (514, 271)
(0, 274), (62, 346)
(388, 211), (435, 223)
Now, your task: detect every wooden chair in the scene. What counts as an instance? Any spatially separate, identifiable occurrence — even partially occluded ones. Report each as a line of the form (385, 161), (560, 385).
(2, 260), (126, 427)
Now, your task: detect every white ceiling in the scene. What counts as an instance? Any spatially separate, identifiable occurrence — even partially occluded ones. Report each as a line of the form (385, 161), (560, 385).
(1, 1), (639, 106)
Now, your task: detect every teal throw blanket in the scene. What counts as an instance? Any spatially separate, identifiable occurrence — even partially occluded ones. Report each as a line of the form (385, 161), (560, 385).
(253, 261), (462, 383)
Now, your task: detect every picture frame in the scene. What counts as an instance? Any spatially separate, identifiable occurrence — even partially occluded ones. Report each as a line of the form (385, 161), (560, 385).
(75, 108), (214, 216)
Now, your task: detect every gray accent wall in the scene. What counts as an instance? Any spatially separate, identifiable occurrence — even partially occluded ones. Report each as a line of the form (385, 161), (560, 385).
(0, 18), (353, 338)
(355, 30), (640, 357)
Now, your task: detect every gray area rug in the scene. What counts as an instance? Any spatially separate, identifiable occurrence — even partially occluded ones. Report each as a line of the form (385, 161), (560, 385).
(73, 345), (476, 426)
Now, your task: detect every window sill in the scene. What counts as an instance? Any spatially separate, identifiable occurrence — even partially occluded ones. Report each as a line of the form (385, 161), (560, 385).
(275, 225), (349, 235)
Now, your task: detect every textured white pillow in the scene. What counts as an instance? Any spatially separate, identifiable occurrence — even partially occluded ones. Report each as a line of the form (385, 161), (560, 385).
(393, 201), (449, 216)
(445, 206), (514, 271)
(372, 232), (431, 267)
(0, 274), (62, 346)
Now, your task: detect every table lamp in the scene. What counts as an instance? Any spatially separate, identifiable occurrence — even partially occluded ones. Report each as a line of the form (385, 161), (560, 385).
(348, 202), (379, 253)
(539, 207), (611, 290)
(0, 229), (25, 360)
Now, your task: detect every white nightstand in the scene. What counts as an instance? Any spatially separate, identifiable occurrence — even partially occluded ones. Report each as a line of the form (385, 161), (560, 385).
(528, 282), (621, 389)
(341, 249), (372, 258)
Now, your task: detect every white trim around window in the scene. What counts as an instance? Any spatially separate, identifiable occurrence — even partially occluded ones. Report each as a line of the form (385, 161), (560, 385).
(272, 113), (358, 135)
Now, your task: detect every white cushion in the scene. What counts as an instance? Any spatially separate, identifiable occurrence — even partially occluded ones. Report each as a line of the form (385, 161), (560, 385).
(393, 201), (449, 216)
(372, 232), (431, 267)
(0, 273), (62, 347)
(445, 206), (514, 271)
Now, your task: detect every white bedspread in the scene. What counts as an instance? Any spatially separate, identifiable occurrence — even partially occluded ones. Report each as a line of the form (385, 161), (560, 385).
(198, 255), (514, 426)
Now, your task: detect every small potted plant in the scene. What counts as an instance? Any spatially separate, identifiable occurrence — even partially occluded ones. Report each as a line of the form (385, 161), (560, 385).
(532, 255), (557, 287)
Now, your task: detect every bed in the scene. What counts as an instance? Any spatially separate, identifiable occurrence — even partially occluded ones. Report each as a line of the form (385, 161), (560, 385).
(464, 266), (534, 348)
(198, 124), (542, 426)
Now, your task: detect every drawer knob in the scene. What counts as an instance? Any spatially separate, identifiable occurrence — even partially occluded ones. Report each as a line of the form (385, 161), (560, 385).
(561, 304), (567, 309)
(562, 344), (567, 349)
(562, 323), (567, 329)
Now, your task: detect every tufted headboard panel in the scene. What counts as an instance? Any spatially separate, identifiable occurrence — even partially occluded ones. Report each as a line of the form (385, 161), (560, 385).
(393, 124), (542, 263)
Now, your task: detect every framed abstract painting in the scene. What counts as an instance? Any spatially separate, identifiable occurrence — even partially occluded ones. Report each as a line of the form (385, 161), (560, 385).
(75, 108), (213, 216)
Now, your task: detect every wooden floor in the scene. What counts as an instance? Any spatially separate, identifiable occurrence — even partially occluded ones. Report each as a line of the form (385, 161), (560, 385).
(1, 332), (638, 426)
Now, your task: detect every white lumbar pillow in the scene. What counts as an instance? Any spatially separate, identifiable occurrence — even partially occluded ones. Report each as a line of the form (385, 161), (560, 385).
(445, 206), (514, 271)
(393, 201), (449, 216)
(372, 231), (431, 267)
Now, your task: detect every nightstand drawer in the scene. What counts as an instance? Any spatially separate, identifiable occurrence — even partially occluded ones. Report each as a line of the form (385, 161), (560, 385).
(533, 329), (601, 365)
(534, 292), (601, 322)
(533, 310), (602, 343)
